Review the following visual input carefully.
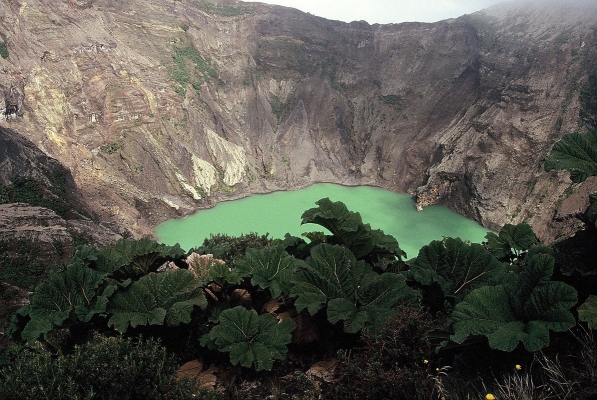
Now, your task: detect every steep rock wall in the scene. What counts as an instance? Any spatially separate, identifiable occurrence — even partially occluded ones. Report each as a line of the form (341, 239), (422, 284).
(0, 0), (595, 243)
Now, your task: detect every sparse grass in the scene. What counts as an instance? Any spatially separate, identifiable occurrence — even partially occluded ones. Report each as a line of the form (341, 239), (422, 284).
(484, 341), (595, 400)
(194, 0), (252, 17)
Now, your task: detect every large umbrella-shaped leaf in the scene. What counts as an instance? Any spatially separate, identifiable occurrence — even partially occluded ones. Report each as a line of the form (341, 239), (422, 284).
(291, 244), (369, 315)
(207, 306), (295, 371)
(21, 263), (109, 343)
(485, 223), (539, 260)
(450, 253), (577, 352)
(301, 198), (406, 262)
(408, 237), (505, 303)
(544, 130), (597, 183)
(578, 295), (597, 329)
(292, 243), (418, 332)
(97, 238), (185, 275)
(107, 269), (206, 333)
(234, 246), (300, 298)
(327, 273), (419, 333)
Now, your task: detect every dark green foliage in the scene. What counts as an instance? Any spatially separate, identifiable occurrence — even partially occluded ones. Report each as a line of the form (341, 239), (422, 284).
(578, 295), (597, 329)
(0, 163), (91, 221)
(379, 94), (404, 111)
(450, 252), (577, 351)
(20, 263), (110, 344)
(205, 306), (295, 371)
(0, 176), (80, 219)
(0, 185), (8, 202)
(203, 261), (242, 286)
(269, 94), (293, 122)
(193, 232), (272, 263)
(543, 129), (597, 183)
(99, 137), (124, 154)
(291, 243), (418, 333)
(0, 41), (8, 59)
(234, 245), (301, 298)
(301, 197), (406, 268)
(10, 238), (191, 343)
(0, 336), (202, 400)
(0, 240), (46, 290)
(325, 308), (438, 400)
(4, 194), (593, 396)
(485, 223), (539, 262)
(73, 237), (185, 279)
(107, 269), (207, 333)
(407, 237), (506, 308)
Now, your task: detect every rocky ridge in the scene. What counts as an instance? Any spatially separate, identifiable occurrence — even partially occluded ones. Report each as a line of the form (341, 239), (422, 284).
(0, 0), (596, 243)
(0, 126), (125, 259)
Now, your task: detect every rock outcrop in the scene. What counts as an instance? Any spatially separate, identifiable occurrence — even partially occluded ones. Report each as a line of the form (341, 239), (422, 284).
(0, 126), (125, 291)
(0, 0), (595, 243)
(0, 126), (125, 316)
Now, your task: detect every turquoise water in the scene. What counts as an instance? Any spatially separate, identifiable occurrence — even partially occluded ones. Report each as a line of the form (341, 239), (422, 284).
(155, 183), (492, 260)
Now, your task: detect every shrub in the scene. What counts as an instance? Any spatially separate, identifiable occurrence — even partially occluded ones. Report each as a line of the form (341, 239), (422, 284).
(192, 232), (272, 263)
(0, 336), (202, 399)
(323, 308), (438, 399)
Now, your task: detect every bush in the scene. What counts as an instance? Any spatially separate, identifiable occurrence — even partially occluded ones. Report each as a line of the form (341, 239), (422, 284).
(192, 232), (272, 263)
(322, 307), (439, 399)
(0, 336), (204, 400)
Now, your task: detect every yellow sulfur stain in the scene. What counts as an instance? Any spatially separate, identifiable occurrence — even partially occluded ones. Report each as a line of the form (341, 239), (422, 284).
(25, 67), (69, 150)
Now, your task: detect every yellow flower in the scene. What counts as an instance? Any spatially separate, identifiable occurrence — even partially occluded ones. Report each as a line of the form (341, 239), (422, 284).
(423, 359), (429, 364)
(486, 394), (496, 400)
(515, 364), (522, 371)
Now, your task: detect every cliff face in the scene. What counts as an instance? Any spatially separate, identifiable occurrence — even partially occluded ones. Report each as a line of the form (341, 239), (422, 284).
(0, 126), (125, 315)
(0, 126), (125, 256)
(0, 0), (596, 242)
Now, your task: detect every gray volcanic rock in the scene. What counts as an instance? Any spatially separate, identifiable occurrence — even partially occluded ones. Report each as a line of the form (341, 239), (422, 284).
(0, 126), (124, 302)
(0, 0), (595, 243)
(0, 203), (123, 265)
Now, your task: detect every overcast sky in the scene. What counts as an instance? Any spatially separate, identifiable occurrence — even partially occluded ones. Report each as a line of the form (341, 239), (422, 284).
(243, 0), (506, 24)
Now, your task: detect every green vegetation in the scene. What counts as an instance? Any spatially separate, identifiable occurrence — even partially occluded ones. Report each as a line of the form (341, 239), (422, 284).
(292, 243), (418, 333)
(234, 246), (299, 298)
(0, 41), (8, 59)
(194, 0), (251, 17)
(2, 189), (596, 398)
(578, 295), (597, 329)
(407, 237), (506, 310)
(0, 336), (203, 399)
(0, 240), (45, 290)
(204, 306), (295, 371)
(269, 94), (293, 122)
(450, 248), (577, 352)
(169, 45), (218, 97)
(379, 94), (404, 111)
(100, 136), (125, 154)
(543, 129), (597, 182)
(107, 269), (206, 333)
(0, 168), (88, 220)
